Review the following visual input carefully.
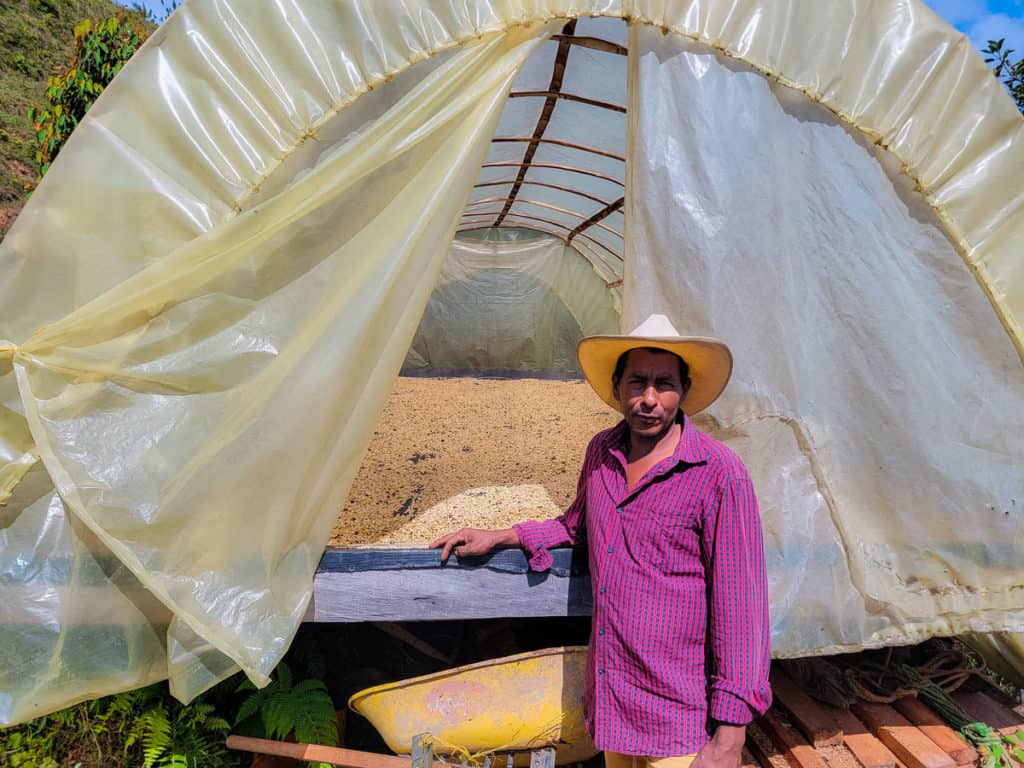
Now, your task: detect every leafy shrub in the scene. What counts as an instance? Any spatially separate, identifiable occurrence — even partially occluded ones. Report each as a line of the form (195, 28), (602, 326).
(1, 684), (236, 768)
(26, 14), (148, 177)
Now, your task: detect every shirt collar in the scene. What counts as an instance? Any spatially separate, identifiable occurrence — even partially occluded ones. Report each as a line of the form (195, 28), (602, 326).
(612, 412), (708, 467)
(675, 412), (708, 466)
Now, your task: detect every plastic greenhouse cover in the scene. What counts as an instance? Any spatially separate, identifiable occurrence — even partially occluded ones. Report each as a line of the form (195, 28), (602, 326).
(404, 229), (620, 375)
(0, 0), (1022, 725)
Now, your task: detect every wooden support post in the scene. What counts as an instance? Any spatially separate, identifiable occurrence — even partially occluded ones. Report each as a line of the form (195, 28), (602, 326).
(827, 705), (898, 768)
(769, 668), (844, 747)
(758, 708), (830, 768)
(852, 701), (957, 768)
(892, 697), (979, 765)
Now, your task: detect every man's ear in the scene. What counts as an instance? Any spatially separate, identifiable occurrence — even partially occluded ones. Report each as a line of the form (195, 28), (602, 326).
(611, 378), (620, 402)
(681, 377), (692, 399)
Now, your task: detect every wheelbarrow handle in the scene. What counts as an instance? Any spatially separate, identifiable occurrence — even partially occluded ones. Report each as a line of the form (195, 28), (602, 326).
(226, 735), (449, 768)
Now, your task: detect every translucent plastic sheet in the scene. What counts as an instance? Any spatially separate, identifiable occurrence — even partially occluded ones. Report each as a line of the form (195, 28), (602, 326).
(625, 25), (1024, 657)
(1, 0), (1022, 725)
(403, 229), (620, 375)
(0, 8), (560, 723)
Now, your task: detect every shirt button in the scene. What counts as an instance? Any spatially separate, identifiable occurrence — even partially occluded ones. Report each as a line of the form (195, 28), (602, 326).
(598, 668), (605, 676)
(598, 628), (605, 636)
(600, 587), (606, 594)
(606, 546), (613, 554)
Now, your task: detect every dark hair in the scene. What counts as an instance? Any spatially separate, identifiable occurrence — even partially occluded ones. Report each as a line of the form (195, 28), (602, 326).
(611, 347), (690, 388)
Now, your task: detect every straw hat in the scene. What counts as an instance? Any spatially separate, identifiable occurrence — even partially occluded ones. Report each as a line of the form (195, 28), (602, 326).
(577, 314), (733, 416)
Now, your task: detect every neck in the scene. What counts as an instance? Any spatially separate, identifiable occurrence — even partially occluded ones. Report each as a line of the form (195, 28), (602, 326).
(628, 420), (681, 461)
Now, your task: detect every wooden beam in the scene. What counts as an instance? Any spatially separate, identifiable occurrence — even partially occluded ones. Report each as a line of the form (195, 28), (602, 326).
(892, 696), (979, 765)
(952, 690), (1024, 736)
(746, 721), (795, 768)
(479, 161), (624, 186)
(852, 701), (957, 768)
(468, 179), (606, 205)
(226, 735), (446, 768)
(507, 91), (626, 113)
(495, 20), (576, 227)
(490, 137), (625, 161)
(769, 667), (844, 747)
(758, 708), (831, 768)
(828, 706), (898, 768)
(568, 198), (624, 243)
(550, 34), (627, 56)
(308, 548), (592, 622)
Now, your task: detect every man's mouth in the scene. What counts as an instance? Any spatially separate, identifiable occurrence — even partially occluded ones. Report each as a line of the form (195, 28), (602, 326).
(634, 413), (661, 423)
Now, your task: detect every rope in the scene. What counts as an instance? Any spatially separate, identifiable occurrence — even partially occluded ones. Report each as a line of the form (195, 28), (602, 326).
(845, 646), (1023, 767)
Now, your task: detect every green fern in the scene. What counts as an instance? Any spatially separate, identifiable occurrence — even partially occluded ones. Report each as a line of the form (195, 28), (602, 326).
(236, 662), (339, 749)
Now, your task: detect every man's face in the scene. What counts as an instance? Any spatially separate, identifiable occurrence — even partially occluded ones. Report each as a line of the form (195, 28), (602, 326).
(612, 349), (690, 440)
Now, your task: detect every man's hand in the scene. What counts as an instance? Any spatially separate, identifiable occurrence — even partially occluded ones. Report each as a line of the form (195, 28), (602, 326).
(691, 724), (746, 768)
(429, 527), (520, 563)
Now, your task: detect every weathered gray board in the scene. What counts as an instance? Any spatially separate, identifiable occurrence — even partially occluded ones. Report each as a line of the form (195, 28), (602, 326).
(306, 548), (592, 622)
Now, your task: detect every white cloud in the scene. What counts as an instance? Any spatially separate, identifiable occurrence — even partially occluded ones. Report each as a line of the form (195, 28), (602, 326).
(924, 0), (988, 25)
(968, 12), (1024, 56)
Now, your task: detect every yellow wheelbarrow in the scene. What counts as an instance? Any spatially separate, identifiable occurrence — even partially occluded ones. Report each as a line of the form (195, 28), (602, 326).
(348, 646), (598, 767)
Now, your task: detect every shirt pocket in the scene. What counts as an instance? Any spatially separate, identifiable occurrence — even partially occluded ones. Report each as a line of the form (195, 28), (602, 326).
(649, 497), (704, 576)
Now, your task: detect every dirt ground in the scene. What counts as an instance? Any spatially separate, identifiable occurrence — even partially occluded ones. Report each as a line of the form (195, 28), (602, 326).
(330, 377), (621, 546)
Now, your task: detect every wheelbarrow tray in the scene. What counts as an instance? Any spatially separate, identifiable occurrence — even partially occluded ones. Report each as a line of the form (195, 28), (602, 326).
(348, 646), (597, 765)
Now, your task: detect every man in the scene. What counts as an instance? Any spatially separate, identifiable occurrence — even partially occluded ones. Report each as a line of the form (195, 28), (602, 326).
(431, 314), (771, 768)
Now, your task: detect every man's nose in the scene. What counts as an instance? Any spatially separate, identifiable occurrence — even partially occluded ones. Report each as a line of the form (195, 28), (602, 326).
(643, 386), (658, 406)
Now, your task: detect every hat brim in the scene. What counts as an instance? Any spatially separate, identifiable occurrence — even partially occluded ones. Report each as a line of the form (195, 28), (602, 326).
(577, 335), (733, 416)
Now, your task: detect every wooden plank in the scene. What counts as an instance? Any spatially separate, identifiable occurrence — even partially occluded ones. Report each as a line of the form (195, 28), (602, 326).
(852, 702), (957, 768)
(307, 548), (589, 622)
(758, 709), (830, 768)
(892, 697), (978, 765)
(306, 566), (592, 621)
(747, 721), (796, 768)
(226, 735), (443, 768)
(741, 747), (761, 768)
(828, 706), (898, 768)
(769, 667), (844, 747)
(952, 691), (1024, 735)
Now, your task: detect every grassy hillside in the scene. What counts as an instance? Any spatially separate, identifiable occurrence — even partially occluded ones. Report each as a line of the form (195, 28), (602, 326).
(0, 0), (153, 237)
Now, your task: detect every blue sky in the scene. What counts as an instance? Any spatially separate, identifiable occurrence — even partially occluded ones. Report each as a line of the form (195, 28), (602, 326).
(130, 0), (1024, 58)
(924, 0), (1024, 54)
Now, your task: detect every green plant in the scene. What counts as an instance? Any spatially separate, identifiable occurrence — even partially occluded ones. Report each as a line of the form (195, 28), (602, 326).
(984, 38), (1024, 113)
(1, 684), (236, 768)
(235, 662), (338, 765)
(26, 14), (148, 177)
(126, 695), (233, 768)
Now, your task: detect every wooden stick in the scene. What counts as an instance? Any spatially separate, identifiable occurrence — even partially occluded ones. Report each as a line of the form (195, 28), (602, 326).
(769, 667), (844, 747)
(225, 735), (445, 768)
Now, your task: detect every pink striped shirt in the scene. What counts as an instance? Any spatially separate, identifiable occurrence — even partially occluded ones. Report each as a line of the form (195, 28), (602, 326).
(513, 415), (771, 756)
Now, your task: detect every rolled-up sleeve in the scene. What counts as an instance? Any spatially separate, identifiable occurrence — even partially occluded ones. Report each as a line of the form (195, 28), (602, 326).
(701, 471), (772, 724)
(513, 436), (593, 572)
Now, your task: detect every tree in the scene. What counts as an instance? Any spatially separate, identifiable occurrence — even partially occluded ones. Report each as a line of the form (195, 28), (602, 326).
(983, 38), (1024, 113)
(27, 15), (149, 177)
